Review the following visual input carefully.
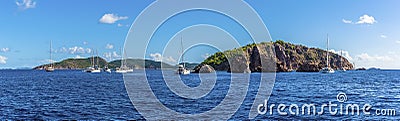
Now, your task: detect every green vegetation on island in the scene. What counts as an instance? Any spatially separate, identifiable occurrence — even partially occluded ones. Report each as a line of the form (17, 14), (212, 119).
(33, 57), (176, 70)
(34, 40), (353, 72)
(195, 40), (354, 72)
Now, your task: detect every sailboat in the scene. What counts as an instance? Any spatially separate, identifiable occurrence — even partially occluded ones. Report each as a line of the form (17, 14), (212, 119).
(103, 52), (112, 73)
(176, 37), (190, 75)
(103, 65), (112, 73)
(115, 49), (134, 73)
(337, 50), (346, 72)
(85, 50), (101, 73)
(84, 53), (94, 73)
(91, 50), (101, 73)
(45, 40), (55, 72)
(320, 35), (335, 74)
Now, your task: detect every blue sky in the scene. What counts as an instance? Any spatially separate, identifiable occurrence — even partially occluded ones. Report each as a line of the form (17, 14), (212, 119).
(0, 0), (400, 69)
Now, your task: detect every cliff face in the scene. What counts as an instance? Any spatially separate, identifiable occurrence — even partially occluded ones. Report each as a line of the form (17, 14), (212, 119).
(196, 41), (353, 72)
(274, 41), (353, 72)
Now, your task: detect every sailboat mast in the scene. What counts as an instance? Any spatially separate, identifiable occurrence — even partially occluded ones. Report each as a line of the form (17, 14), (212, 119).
(124, 49), (127, 68)
(50, 40), (53, 67)
(340, 50), (342, 69)
(181, 37), (185, 68)
(96, 49), (99, 66)
(120, 48), (123, 68)
(92, 50), (94, 67)
(326, 34), (329, 68)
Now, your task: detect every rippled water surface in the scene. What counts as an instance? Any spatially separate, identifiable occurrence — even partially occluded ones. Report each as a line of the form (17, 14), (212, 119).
(1, 69), (399, 120)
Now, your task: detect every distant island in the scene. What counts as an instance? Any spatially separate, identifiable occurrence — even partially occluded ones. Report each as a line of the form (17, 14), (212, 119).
(35, 40), (354, 72)
(194, 40), (354, 72)
(33, 58), (186, 70)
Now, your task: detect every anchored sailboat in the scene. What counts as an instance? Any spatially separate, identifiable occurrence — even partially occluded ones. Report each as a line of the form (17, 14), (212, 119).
(104, 65), (112, 73)
(115, 49), (133, 73)
(320, 35), (335, 74)
(85, 50), (101, 73)
(45, 40), (55, 72)
(176, 37), (190, 75)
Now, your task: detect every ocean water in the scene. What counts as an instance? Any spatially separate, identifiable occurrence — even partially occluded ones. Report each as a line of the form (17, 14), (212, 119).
(0, 69), (399, 120)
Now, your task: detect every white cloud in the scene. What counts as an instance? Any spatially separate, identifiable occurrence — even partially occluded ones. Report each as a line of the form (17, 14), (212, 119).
(68, 46), (86, 54)
(58, 47), (67, 53)
(116, 23), (130, 27)
(380, 35), (387, 38)
(1, 48), (10, 52)
(112, 51), (120, 58)
(58, 46), (92, 55)
(329, 49), (353, 61)
(395, 40), (400, 44)
(83, 41), (88, 45)
(150, 53), (163, 61)
(356, 53), (393, 62)
(74, 55), (84, 59)
(328, 50), (400, 69)
(103, 51), (121, 60)
(0, 55), (7, 64)
(150, 53), (177, 64)
(99, 13), (128, 24)
(353, 52), (400, 69)
(104, 52), (112, 60)
(164, 56), (177, 63)
(85, 48), (92, 54)
(356, 14), (377, 24)
(342, 19), (353, 24)
(201, 53), (211, 59)
(16, 0), (36, 10)
(105, 43), (114, 49)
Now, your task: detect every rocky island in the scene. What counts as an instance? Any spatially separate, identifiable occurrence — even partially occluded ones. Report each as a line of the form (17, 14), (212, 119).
(34, 40), (353, 72)
(194, 40), (353, 73)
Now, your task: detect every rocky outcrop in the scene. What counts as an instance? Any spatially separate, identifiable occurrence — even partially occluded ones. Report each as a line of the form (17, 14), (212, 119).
(194, 40), (354, 73)
(193, 64), (215, 73)
(297, 61), (320, 72)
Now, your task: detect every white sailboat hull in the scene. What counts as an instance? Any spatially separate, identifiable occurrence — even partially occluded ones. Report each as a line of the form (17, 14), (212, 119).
(115, 70), (127, 73)
(91, 69), (101, 73)
(105, 69), (112, 73)
(320, 67), (335, 73)
(177, 69), (190, 75)
(45, 67), (54, 72)
(126, 69), (134, 73)
(115, 69), (133, 73)
(84, 67), (101, 73)
(115, 67), (133, 73)
(115, 70), (126, 73)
